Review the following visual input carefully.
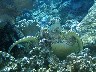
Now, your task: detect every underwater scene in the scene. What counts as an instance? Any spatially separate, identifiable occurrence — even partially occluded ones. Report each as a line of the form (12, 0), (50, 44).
(0, 0), (96, 72)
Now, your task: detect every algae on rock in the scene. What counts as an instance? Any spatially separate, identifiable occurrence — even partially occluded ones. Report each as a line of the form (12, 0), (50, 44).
(8, 36), (38, 53)
(51, 31), (83, 59)
(48, 18), (83, 59)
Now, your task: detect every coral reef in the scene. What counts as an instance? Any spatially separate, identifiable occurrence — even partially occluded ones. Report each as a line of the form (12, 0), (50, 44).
(66, 48), (96, 72)
(1, 47), (96, 72)
(0, 0), (96, 72)
(9, 18), (83, 60)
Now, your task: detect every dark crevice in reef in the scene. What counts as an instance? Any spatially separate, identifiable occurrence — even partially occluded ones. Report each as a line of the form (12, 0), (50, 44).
(0, 23), (24, 56)
(84, 43), (96, 57)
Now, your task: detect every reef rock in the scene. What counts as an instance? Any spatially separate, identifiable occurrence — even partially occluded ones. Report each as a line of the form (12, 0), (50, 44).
(77, 2), (96, 47)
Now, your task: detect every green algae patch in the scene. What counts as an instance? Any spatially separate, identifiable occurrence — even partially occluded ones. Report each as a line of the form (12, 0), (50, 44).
(51, 32), (83, 59)
(8, 36), (38, 53)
